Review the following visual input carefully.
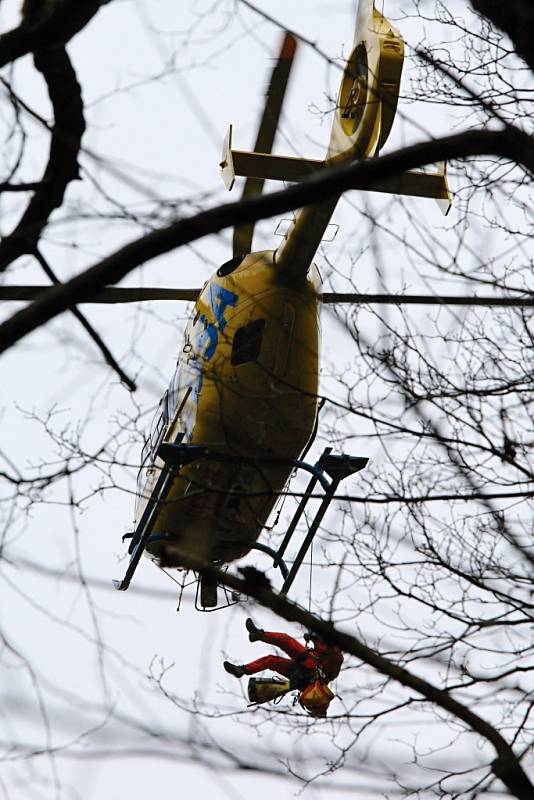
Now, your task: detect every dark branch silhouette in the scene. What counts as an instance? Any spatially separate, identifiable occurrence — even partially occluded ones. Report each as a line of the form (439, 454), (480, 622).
(0, 44), (84, 270)
(1, 285), (534, 307)
(0, 0), (110, 68)
(0, 126), (532, 354)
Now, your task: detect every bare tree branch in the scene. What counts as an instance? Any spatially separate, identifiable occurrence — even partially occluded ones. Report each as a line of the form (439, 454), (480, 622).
(0, 181), (44, 192)
(186, 559), (534, 800)
(1, 285), (533, 307)
(470, 0), (534, 73)
(0, 126), (531, 354)
(33, 249), (136, 391)
(0, 44), (84, 271)
(0, 0), (110, 69)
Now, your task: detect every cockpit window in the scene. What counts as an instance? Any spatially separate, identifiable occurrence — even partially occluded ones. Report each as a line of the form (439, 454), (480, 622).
(231, 319), (265, 366)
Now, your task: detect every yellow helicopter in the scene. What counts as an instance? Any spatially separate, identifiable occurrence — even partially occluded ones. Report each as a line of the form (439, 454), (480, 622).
(114, 0), (451, 609)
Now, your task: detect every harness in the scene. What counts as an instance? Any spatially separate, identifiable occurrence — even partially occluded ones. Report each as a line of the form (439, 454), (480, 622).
(289, 646), (327, 690)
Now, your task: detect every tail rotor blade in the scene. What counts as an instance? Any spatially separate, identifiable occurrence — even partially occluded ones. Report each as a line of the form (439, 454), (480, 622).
(233, 32), (297, 257)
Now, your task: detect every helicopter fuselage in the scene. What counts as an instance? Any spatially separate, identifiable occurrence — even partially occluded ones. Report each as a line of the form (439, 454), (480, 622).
(135, 250), (320, 566)
(115, 0), (450, 604)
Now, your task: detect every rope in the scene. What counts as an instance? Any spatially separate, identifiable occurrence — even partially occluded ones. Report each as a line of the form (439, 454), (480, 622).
(308, 540), (313, 613)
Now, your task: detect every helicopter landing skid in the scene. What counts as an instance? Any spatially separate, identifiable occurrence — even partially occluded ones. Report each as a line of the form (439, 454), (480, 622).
(112, 443), (367, 604)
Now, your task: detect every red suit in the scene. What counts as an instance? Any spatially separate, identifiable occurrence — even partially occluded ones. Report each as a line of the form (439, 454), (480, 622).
(244, 631), (343, 687)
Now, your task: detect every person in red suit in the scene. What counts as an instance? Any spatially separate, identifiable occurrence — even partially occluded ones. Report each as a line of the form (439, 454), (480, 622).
(224, 619), (343, 689)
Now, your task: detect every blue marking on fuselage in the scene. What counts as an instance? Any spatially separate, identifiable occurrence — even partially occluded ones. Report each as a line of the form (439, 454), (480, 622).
(209, 283), (238, 332)
(195, 316), (218, 361)
(181, 283), (239, 433)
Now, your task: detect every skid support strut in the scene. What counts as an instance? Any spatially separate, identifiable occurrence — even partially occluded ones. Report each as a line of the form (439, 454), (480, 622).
(113, 441), (367, 597)
(113, 433), (185, 591)
(277, 448), (367, 593)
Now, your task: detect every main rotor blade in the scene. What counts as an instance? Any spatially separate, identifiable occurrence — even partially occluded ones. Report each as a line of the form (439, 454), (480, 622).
(233, 31), (297, 257)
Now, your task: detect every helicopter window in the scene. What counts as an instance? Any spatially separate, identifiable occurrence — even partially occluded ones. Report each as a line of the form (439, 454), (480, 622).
(231, 318), (265, 366)
(217, 255), (245, 278)
(140, 438), (151, 466)
(150, 412), (165, 455)
(168, 368), (181, 417)
(136, 463), (149, 502)
(148, 394), (169, 458)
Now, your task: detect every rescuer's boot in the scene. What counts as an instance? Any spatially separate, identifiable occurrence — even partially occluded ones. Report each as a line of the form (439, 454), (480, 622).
(223, 661), (246, 678)
(245, 618), (264, 642)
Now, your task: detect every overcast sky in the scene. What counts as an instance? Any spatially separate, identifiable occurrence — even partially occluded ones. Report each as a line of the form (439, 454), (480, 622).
(0, 1), (515, 798)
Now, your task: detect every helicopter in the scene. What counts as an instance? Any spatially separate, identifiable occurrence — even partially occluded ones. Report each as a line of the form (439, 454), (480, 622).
(113, 0), (451, 609)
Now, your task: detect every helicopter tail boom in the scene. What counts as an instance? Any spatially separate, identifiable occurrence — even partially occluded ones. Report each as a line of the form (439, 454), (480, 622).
(221, 1), (451, 284)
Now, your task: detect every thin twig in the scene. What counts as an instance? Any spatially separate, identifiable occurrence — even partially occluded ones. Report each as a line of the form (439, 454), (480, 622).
(34, 248), (136, 391)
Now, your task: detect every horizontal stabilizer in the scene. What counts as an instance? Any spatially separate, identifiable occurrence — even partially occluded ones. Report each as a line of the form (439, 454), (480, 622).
(371, 165), (451, 215)
(220, 125), (321, 188)
(233, 148), (323, 183)
(221, 127), (452, 213)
